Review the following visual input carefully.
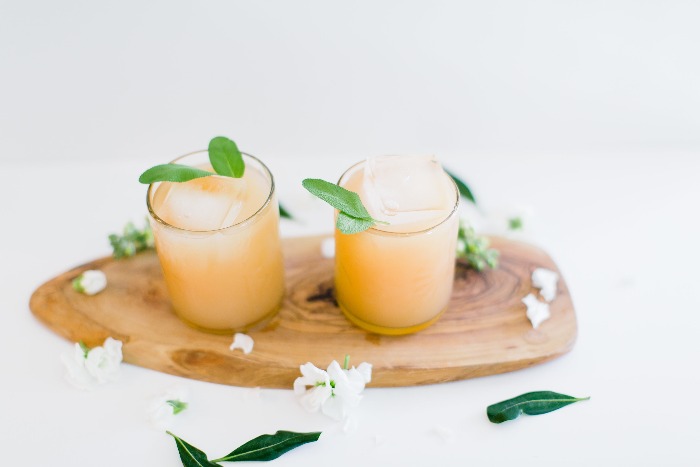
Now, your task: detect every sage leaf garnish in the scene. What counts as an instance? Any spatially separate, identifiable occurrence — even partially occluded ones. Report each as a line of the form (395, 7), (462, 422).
(208, 136), (245, 178)
(445, 168), (476, 204)
(211, 430), (322, 463)
(336, 211), (376, 234)
(139, 136), (245, 184)
(279, 203), (293, 220)
(167, 430), (321, 466)
(138, 164), (214, 184)
(302, 178), (387, 234)
(167, 431), (220, 467)
(487, 391), (590, 423)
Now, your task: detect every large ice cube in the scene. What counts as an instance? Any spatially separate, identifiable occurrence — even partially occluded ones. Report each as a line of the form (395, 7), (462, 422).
(153, 175), (248, 231)
(361, 155), (453, 227)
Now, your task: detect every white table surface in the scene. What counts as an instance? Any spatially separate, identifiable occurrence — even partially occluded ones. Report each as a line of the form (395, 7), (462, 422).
(2, 1), (700, 465)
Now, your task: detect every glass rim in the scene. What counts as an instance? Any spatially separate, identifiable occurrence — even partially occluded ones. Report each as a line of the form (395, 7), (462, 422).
(337, 157), (460, 237)
(146, 150), (276, 233)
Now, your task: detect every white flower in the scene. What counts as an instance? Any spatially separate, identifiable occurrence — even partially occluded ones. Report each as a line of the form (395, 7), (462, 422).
(532, 267), (559, 302)
(148, 385), (189, 431)
(522, 293), (551, 329)
(229, 333), (254, 354)
(294, 359), (372, 422)
(61, 337), (123, 390)
(72, 270), (107, 295)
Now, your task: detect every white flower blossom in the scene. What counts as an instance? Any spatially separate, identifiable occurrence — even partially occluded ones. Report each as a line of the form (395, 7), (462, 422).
(148, 385), (189, 430)
(532, 267), (559, 302)
(72, 270), (107, 295)
(294, 359), (372, 422)
(61, 337), (123, 390)
(229, 333), (254, 354)
(522, 293), (551, 329)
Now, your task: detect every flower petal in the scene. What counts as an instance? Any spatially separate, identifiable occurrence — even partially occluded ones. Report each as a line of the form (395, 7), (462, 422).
(532, 268), (559, 302)
(299, 385), (332, 413)
(229, 333), (254, 354)
(522, 293), (551, 329)
(61, 351), (94, 390)
(356, 362), (372, 383)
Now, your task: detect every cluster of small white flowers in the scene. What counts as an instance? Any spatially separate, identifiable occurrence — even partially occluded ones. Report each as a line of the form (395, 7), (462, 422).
(72, 270), (107, 295)
(61, 337), (123, 390)
(148, 385), (190, 430)
(294, 359), (372, 423)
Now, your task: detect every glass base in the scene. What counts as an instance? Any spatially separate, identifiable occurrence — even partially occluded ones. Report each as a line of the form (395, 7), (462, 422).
(339, 303), (447, 336)
(172, 300), (282, 335)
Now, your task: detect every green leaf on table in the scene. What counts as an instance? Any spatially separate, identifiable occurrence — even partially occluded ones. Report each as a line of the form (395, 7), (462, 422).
(166, 399), (188, 415)
(208, 136), (245, 178)
(444, 168), (476, 205)
(167, 431), (220, 467)
(279, 202), (293, 220)
(139, 164), (214, 184)
(487, 391), (590, 423)
(302, 178), (386, 234)
(211, 430), (321, 463)
(108, 219), (154, 259)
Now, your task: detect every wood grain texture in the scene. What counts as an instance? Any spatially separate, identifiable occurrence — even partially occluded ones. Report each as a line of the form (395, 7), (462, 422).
(29, 235), (577, 388)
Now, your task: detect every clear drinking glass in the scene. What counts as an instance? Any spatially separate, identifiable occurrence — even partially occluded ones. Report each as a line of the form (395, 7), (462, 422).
(146, 151), (285, 333)
(334, 158), (460, 335)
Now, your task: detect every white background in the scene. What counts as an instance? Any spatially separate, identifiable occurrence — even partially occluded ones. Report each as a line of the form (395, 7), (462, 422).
(1, 1), (699, 466)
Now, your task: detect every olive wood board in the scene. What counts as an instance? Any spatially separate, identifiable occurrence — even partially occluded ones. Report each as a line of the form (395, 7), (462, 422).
(29, 235), (577, 388)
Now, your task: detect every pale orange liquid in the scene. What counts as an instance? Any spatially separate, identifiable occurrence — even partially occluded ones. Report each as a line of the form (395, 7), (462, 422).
(335, 162), (459, 335)
(148, 158), (284, 333)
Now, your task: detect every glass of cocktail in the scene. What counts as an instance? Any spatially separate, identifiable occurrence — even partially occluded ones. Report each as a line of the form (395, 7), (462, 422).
(334, 155), (460, 335)
(146, 149), (284, 333)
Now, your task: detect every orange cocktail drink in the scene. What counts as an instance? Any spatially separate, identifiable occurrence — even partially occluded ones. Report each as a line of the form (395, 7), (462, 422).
(335, 156), (460, 335)
(147, 151), (284, 333)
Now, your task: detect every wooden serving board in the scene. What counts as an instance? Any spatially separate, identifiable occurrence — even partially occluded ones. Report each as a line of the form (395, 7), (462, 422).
(30, 235), (577, 388)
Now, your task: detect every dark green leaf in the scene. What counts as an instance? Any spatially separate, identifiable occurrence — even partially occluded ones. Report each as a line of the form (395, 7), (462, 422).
(487, 391), (590, 423)
(279, 203), (293, 220)
(139, 164), (214, 184)
(302, 178), (371, 219)
(208, 136), (245, 178)
(167, 431), (220, 467)
(211, 430), (321, 463)
(336, 211), (375, 234)
(445, 168), (476, 204)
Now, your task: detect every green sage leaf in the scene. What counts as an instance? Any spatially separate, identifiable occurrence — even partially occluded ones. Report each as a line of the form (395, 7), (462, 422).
(302, 178), (371, 219)
(167, 431), (220, 467)
(279, 203), (293, 220)
(139, 164), (214, 184)
(487, 391), (590, 423)
(208, 136), (245, 178)
(211, 430), (321, 463)
(445, 168), (476, 204)
(336, 211), (375, 234)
